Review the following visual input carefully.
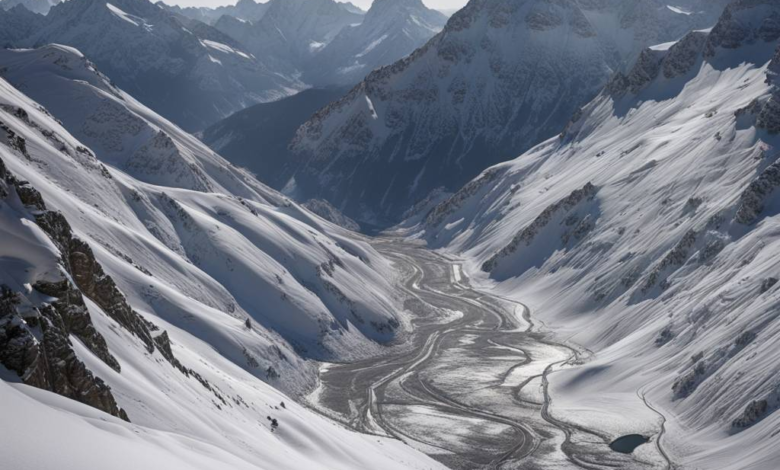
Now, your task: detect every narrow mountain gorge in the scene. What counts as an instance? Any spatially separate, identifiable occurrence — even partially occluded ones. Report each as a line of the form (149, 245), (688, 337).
(288, 0), (731, 225)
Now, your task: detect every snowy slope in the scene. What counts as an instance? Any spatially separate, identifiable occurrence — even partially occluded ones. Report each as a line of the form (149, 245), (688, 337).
(289, 0), (731, 226)
(11, 0), (304, 131)
(0, 41), (447, 470)
(418, 1), (780, 467)
(0, 45), (411, 391)
(0, 151), (441, 470)
(305, 0), (448, 86)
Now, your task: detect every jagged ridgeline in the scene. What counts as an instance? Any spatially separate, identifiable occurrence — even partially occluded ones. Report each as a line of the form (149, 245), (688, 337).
(288, 0), (731, 226)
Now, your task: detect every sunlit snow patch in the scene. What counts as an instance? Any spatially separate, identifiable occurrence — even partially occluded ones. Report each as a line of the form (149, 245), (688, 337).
(309, 41), (326, 53)
(667, 5), (693, 15)
(200, 40), (252, 60)
(106, 3), (141, 27)
(365, 95), (378, 119)
(356, 35), (388, 58)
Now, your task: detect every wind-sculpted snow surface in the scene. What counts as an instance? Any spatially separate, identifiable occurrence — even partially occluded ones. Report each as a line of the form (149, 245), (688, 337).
(290, 0), (731, 225)
(0, 0), (304, 131)
(420, 2), (780, 468)
(0, 46), (446, 470)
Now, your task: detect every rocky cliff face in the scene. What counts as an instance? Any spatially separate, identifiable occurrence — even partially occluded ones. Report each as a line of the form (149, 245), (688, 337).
(0, 157), (128, 420)
(0, 4), (42, 46)
(481, 182), (598, 274)
(0, 105), (232, 421)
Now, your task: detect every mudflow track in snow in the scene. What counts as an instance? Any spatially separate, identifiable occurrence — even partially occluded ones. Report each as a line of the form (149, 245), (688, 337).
(307, 239), (670, 470)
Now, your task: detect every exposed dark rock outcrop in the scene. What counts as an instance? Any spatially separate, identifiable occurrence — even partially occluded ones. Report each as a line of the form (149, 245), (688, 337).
(732, 399), (770, 429)
(426, 168), (503, 228)
(642, 229), (699, 293)
(303, 199), (360, 231)
(608, 30), (708, 96)
(760, 277), (778, 293)
(756, 46), (780, 134)
(0, 286), (129, 421)
(734, 160), (780, 225)
(482, 182), (598, 273)
(705, 0), (780, 56)
(673, 330), (759, 400)
(33, 210), (157, 352)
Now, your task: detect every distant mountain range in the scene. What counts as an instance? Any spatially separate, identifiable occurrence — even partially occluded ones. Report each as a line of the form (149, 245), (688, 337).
(0, 0), (305, 131)
(287, 0), (732, 225)
(305, 0), (447, 86)
(0, 0), (58, 15)
(0, 0), (445, 133)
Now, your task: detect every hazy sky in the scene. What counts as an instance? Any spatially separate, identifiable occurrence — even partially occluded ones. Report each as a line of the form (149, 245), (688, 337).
(161, 0), (469, 12)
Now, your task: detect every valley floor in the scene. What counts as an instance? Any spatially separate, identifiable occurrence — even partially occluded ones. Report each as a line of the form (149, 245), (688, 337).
(307, 239), (671, 470)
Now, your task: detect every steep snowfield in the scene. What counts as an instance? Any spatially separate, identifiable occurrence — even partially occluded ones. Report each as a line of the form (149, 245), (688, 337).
(0, 45), (411, 392)
(0, 377), (446, 470)
(304, 0), (448, 86)
(418, 1), (780, 468)
(0, 44), (446, 470)
(4, 0), (305, 131)
(289, 0), (731, 226)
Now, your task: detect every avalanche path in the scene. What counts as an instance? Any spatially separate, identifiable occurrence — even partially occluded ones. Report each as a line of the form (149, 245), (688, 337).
(307, 239), (670, 470)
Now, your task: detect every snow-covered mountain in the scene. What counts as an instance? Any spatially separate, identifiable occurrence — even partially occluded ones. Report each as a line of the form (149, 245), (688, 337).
(416, 1), (780, 467)
(289, 0), (732, 225)
(0, 4), (43, 45)
(7, 0), (304, 131)
(0, 42), (446, 470)
(201, 86), (349, 190)
(305, 0), (448, 86)
(163, 0), (270, 25)
(0, 0), (58, 15)
(0, 44), (412, 387)
(213, 0), (364, 79)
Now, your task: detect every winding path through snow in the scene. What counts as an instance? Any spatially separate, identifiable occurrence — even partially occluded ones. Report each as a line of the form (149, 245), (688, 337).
(307, 239), (671, 469)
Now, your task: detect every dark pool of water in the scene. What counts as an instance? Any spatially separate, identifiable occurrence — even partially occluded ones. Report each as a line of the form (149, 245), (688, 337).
(609, 434), (650, 454)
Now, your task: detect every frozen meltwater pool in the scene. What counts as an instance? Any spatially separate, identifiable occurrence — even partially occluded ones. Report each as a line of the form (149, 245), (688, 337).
(609, 434), (650, 454)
